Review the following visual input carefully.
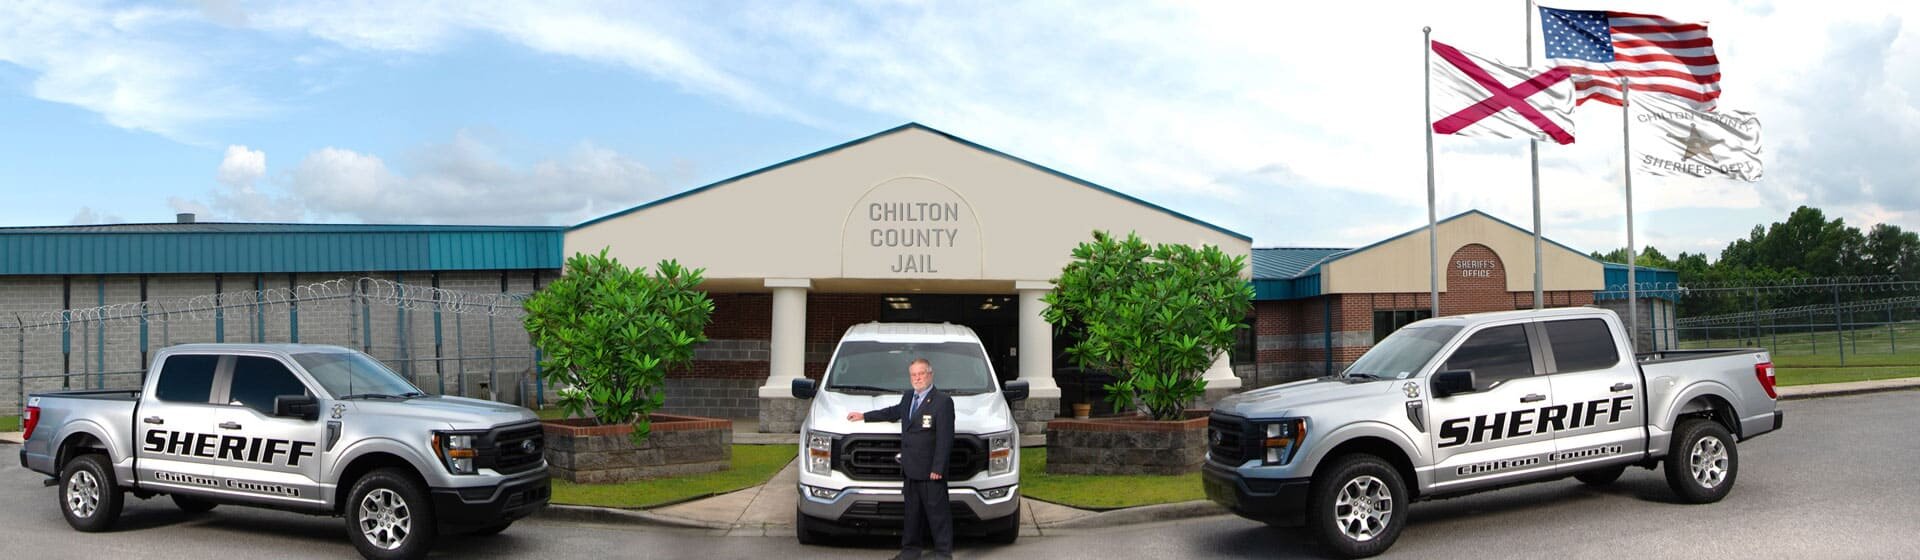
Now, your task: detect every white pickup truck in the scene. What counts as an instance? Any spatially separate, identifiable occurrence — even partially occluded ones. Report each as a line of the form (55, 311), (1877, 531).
(1204, 307), (1784, 557)
(787, 322), (1027, 545)
(18, 343), (549, 560)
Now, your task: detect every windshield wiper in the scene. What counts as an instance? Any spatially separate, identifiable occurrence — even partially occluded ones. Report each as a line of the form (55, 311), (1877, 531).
(826, 384), (898, 394)
(398, 391), (429, 399)
(945, 389), (990, 396)
(338, 393), (408, 400)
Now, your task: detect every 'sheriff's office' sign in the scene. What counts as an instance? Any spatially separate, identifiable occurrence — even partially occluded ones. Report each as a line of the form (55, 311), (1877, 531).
(842, 177), (982, 278)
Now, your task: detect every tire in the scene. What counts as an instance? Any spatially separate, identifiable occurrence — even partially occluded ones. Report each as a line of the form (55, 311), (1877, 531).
(1664, 418), (1738, 504)
(465, 522), (512, 537)
(795, 507), (825, 546)
(982, 502), (1021, 545)
(172, 494), (219, 514)
(1574, 464), (1627, 486)
(1307, 454), (1407, 559)
(344, 468), (438, 560)
(58, 454), (124, 533)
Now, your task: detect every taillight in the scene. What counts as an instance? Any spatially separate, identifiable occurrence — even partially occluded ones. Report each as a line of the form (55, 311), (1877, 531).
(1755, 363), (1778, 399)
(21, 405), (39, 441)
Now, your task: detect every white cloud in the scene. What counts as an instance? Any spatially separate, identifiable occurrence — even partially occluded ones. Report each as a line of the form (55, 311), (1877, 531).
(286, 132), (666, 224)
(67, 206), (123, 225)
(0, 1), (269, 141)
(217, 144), (266, 188)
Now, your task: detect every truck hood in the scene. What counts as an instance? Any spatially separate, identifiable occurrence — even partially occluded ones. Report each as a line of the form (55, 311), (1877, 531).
(342, 395), (538, 429)
(805, 390), (1015, 435)
(1215, 377), (1395, 418)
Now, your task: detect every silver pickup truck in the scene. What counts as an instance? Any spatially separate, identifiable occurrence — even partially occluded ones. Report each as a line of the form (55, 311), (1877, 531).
(1204, 307), (1783, 558)
(17, 343), (549, 560)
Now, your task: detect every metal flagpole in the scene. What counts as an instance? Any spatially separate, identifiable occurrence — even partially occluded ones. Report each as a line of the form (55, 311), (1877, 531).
(1425, 26), (1440, 317)
(1528, 0), (1544, 309)
(1622, 77), (1638, 351)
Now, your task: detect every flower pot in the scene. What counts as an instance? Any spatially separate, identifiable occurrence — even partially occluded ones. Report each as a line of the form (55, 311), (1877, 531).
(1072, 403), (1092, 419)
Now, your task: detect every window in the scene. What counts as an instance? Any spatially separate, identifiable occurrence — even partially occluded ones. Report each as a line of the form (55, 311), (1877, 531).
(1544, 319), (1621, 373)
(293, 351), (419, 398)
(1346, 324), (1463, 379)
(1231, 313), (1256, 366)
(1373, 309), (1434, 343)
(154, 354), (220, 403)
(1442, 324), (1535, 389)
(228, 356), (309, 416)
(825, 341), (997, 394)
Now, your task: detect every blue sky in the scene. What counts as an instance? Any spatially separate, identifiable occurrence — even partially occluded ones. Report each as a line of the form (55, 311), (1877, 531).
(3, 1), (1916, 260)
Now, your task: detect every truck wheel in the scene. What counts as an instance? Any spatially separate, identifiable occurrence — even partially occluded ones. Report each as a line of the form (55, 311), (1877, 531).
(1307, 454), (1407, 559)
(794, 507), (827, 545)
(59, 454), (124, 532)
(172, 495), (219, 514)
(345, 468), (438, 560)
(1574, 465), (1627, 486)
(1664, 418), (1738, 504)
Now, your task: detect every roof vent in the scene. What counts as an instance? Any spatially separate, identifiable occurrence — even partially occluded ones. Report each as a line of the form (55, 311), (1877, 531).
(176, 213), (196, 224)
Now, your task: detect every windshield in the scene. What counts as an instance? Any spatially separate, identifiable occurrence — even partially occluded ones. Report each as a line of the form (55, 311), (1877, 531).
(1343, 324), (1463, 380)
(824, 341), (998, 394)
(292, 351), (422, 398)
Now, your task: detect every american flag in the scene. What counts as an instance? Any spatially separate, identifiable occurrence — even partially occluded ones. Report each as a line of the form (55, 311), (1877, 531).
(1539, 6), (1720, 110)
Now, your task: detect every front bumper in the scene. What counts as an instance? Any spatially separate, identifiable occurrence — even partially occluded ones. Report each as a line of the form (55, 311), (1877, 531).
(429, 467), (551, 528)
(1203, 461), (1311, 527)
(797, 483), (1021, 535)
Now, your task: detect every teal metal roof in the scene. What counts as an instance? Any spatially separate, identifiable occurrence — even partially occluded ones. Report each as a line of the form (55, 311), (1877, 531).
(573, 123), (1252, 242)
(0, 223), (564, 275)
(1252, 247), (1350, 279)
(1597, 262), (1680, 301)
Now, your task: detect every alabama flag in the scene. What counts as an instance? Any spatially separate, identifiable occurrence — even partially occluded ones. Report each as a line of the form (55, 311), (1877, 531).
(1430, 40), (1577, 145)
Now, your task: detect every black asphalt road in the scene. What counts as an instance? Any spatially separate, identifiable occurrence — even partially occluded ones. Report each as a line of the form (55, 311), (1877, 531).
(4, 391), (1917, 559)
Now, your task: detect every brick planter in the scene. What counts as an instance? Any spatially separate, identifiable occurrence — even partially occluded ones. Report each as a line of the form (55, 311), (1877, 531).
(1044, 411), (1208, 476)
(542, 414), (733, 484)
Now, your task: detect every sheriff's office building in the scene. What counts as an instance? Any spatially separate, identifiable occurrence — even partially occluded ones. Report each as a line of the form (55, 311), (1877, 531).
(0, 123), (1676, 429)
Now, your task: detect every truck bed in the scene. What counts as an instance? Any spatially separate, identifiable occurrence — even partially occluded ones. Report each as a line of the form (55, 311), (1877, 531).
(1636, 348), (1764, 365)
(31, 388), (141, 401)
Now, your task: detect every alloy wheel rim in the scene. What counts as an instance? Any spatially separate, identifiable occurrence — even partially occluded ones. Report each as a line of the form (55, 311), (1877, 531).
(358, 488), (412, 550)
(1333, 475), (1393, 542)
(66, 470), (100, 518)
(1690, 436), (1728, 489)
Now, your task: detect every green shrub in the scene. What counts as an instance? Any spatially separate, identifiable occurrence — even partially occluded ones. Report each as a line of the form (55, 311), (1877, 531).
(1043, 231), (1252, 421)
(524, 249), (714, 445)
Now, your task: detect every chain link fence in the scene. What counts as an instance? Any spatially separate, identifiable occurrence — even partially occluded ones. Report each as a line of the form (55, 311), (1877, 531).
(4, 277), (549, 415)
(1597, 277), (1920, 367)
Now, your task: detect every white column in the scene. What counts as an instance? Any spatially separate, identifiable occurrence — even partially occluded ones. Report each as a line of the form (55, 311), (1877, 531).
(757, 278), (811, 398)
(1015, 281), (1061, 399)
(1201, 351), (1243, 391)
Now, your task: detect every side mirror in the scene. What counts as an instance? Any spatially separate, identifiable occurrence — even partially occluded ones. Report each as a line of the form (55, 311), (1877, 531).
(1432, 370), (1477, 399)
(275, 394), (320, 421)
(791, 378), (817, 400)
(1003, 380), (1029, 403)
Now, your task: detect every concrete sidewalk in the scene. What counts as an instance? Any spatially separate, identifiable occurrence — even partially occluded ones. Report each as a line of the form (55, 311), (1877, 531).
(537, 458), (1117, 537)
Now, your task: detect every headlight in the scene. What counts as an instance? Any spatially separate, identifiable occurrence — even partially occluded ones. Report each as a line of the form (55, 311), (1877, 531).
(433, 432), (481, 475)
(801, 484), (841, 500)
(1261, 419), (1307, 466)
(988, 431), (1014, 476)
(805, 430), (836, 476)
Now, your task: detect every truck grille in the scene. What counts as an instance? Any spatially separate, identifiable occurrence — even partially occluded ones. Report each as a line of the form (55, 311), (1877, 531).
(835, 434), (986, 481)
(478, 422), (546, 475)
(844, 501), (980, 522)
(1208, 414), (1254, 465)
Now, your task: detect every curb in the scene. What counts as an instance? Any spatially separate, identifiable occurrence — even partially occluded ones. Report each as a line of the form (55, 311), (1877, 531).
(1041, 500), (1226, 530)
(533, 504), (732, 530)
(1779, 382), (1920, 401)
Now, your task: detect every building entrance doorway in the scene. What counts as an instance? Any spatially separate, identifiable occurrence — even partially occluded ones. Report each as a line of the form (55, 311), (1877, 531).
(878, 294), (1019, 382)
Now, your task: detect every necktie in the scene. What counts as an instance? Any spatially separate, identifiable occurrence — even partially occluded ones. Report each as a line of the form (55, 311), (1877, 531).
(910, 392), (924, 418)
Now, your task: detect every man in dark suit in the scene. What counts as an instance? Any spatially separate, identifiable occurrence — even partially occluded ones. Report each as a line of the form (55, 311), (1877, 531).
(847, 357), (956, 560)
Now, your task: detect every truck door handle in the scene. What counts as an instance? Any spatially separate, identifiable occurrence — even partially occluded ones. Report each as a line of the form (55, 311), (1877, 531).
(1611, 383), (1635, 392)
(219, 422), (243, 430)
(143, 416), (164, 425)
(1520, 394), (1546, 403)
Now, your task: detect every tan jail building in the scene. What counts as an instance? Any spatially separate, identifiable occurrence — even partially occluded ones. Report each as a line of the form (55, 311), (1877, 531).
(2, 123), (1670, 431)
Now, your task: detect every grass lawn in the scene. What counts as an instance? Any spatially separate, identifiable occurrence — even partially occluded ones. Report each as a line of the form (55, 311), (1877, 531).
(550, 444), (795, 509)
(0, 415), (15, 432)
(536, 408), (571, 421)
(1775, 366), (1920, 387)
(1018, 448), (1203, 510)
(1679, 321), (1920, 368)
